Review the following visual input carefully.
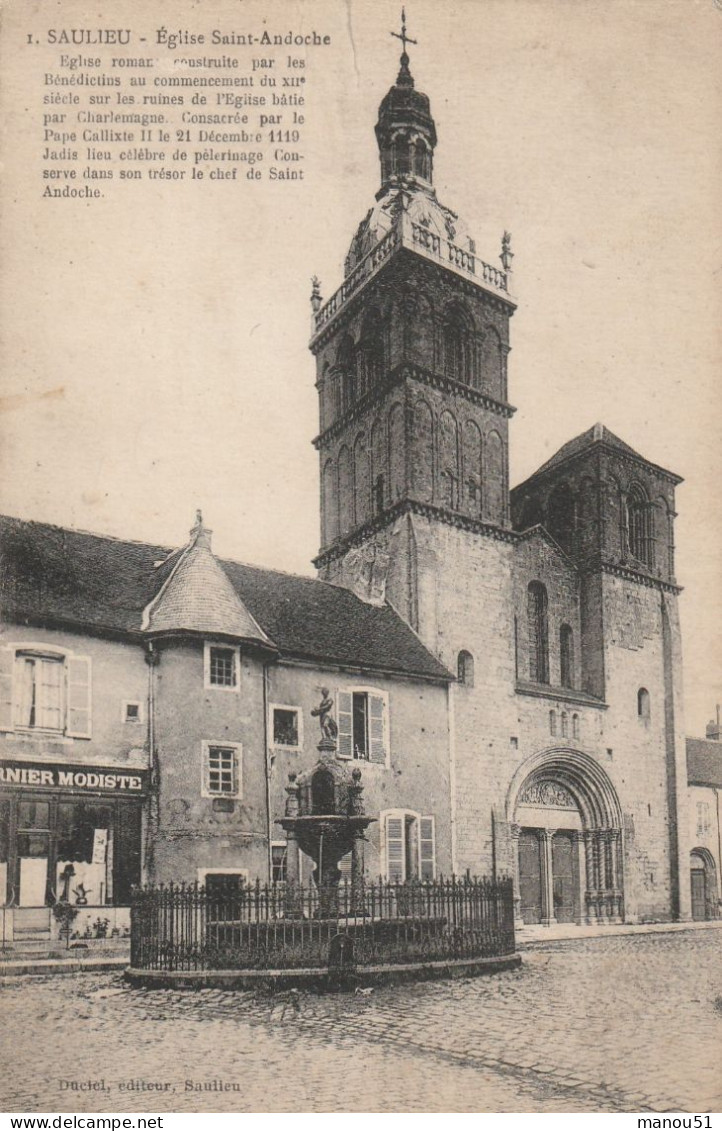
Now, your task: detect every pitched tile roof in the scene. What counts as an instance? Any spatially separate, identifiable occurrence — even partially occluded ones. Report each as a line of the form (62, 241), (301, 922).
(534, 424), (638, 476)
(219, 558), (450, 679)
(0, 515), (166, 633)
(0, 515), (450, 682)
(514, 423), (681, 487)
(686, 737), (722, 788)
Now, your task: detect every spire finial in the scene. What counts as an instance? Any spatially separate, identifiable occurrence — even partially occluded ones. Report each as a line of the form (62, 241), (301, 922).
(190, 508), (212, 549)
(391, 8), (416, 57)
(391, 8), (417, 84)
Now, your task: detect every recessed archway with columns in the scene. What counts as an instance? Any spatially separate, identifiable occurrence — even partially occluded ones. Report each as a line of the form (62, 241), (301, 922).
(505, 747), (625, 927)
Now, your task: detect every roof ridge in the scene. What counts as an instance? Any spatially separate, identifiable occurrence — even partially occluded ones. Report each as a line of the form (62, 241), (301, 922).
(1, 511), (401, 599)
(220, 555), (318, 583)
(0, 512), (174, 554)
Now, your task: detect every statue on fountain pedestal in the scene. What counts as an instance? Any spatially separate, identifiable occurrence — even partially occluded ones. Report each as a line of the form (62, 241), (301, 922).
(311, 687), (338, 743)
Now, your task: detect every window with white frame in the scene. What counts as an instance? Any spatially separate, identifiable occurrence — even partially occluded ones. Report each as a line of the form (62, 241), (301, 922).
(271, 843), (288, 884)
(202, 741), (242, 798)
(271, 705), (302, 750)
(381, 809), (436, 881)
(204, 643), (239, 690)
(122, 700), (143, 724)
(336, 688), (388, 763)
(0, 645), (91, 738)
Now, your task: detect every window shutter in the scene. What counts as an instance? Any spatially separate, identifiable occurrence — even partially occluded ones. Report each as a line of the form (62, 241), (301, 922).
(369, 693), (387, 763)
(66, 656), (92, 738)
(385, 814), (405, 881)
(234, 746), (243, 798)
(39, 659), (63, 730)
(0, 649), (13, 732)
(419, 816), (436, 879)
(336, 689), (353, 759)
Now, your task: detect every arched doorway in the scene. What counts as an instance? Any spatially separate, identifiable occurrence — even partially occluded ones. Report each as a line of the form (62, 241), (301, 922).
(507, 748), (624, 927)
(690, 849), (717, 921)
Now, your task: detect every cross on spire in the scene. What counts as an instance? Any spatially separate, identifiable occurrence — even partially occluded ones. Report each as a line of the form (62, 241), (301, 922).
(391, 7), (417, 59)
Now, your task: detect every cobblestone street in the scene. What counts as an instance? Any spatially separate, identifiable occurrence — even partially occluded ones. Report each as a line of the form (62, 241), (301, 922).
(2, 929), (720, 1114)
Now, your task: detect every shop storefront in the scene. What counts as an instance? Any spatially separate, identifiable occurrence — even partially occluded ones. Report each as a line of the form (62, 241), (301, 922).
(0, 761), (147, 928)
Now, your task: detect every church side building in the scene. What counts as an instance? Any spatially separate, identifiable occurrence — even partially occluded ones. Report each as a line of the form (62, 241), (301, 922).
(310, 41), (691, 925)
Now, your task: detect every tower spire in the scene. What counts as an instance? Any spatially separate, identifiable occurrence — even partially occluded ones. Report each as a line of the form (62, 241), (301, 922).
(376, 9), (435, 192)
(391, 8), (417, 85)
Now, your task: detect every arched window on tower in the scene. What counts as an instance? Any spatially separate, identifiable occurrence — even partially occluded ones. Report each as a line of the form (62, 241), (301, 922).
(443, 306), (473, 386)
(409, 136), (432, 181)
(560, 710), (568, 738)
(359, 311), (385, 391)
(560, 624), (574, 689)
(637, 687), (650, 721)
(337, 334), (357, 416)
(527, 582), (549, 684)
(337, 335), (357, 414)
(547, 483), (577, 557)
(625, 483), (653, 567)
(457, 650), (474, 687)
(392, 130), (412, 176)
(441, 469), (458, 510)
(374, 474), (385, 516)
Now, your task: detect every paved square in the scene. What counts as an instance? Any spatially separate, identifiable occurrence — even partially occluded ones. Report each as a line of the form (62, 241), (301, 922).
(2, 928), (720, 1112)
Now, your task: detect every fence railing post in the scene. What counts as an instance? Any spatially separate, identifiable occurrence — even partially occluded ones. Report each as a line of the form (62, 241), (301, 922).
(128, 875), (516, 972)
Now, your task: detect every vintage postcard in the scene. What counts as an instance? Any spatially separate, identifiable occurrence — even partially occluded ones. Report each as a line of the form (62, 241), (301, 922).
(0, 0), (720, 1117)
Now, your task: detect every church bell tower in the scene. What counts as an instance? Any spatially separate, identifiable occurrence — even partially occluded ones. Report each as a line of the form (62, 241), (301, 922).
(310, 15), (517, 661)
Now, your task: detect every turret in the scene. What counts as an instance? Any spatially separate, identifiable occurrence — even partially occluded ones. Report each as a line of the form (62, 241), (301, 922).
(375, 11), (437, 194)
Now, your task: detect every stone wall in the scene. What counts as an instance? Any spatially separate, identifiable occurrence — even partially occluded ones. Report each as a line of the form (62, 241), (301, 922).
(152, 639), (268, 883)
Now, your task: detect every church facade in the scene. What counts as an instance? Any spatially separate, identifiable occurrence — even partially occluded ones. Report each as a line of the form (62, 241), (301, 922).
(310, 43), (691, 925)
(0, 39), (693, 936)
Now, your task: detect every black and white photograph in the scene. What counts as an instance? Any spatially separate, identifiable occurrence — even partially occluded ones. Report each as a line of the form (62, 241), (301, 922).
(0, 0), (720, 1117)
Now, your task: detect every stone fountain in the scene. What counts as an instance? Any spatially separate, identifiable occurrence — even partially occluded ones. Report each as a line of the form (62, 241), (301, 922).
(277, 688), (375, 916)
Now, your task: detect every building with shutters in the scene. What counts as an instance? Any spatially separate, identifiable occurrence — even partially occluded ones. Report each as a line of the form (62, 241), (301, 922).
(685, 713), (722, 922)
(0, 510), (453, 940)
(309, 34), (692, 927)
(0, 30), (699, 937)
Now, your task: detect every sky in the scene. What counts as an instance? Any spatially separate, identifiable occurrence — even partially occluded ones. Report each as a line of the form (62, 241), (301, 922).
(0, 0), (720, 734)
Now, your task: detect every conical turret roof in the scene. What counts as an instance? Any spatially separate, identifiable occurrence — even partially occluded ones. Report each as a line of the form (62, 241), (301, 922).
(143, 513), (274, 646)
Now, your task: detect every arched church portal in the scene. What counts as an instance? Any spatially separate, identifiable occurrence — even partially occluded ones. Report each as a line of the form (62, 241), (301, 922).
(507, 749), (624, 927)
(690, 849), (718, 921)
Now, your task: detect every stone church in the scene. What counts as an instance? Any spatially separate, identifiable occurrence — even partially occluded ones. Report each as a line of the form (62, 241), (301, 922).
(310, 41), (691, 926)
(0, 38), (692, 937)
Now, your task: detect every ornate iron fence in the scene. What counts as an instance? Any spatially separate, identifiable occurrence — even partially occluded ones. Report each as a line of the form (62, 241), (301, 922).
(130, 876), (515, 972)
